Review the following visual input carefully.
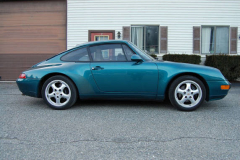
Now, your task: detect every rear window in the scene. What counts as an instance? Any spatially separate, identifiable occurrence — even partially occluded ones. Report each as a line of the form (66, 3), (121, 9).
(61, 48), (90, 62)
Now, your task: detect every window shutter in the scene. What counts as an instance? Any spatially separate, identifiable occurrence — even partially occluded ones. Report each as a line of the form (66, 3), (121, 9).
(193, 26), (200, 54)
(230, 27), (238, 54)
(160, 26), (168, 53)
(122, 26), (130, 41)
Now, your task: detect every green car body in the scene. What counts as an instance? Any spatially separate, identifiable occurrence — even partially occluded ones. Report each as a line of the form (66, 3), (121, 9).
(16, 40), (230, 110)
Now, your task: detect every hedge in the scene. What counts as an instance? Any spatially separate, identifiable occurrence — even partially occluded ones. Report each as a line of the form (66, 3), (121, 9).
(150, 54), (157, 59)
(205, 55), (240, 81)
(162, 54), (201, 64)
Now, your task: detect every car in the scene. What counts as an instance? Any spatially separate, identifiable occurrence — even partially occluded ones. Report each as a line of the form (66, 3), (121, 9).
(16, 40), (230, 111)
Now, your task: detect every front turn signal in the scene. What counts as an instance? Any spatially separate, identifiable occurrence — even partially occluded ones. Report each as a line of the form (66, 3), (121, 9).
(221, 85), (230, 90)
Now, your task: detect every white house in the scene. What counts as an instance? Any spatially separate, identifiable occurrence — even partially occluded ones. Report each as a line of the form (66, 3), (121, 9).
(67, 0), (240, 57)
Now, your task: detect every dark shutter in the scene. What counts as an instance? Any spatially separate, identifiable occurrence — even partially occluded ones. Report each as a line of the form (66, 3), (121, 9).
(193, 26), (200, 54)
(230, 27), (238, 54)
(122, 26), (130, 41)
(160, 26), (168, 53)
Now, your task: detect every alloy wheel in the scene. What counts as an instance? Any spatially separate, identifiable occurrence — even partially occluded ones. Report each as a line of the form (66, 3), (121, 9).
(174, 80), (202, 108)
(45, 80), (71, 107)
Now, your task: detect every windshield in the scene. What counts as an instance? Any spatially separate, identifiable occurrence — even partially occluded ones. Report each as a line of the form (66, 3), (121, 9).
(128, 42), (156, 61)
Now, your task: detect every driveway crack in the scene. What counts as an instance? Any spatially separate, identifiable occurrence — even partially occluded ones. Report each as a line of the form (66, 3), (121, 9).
(1, 136), (240, 145)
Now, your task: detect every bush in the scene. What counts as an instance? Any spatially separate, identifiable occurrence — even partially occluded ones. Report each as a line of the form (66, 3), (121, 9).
(205, 55), (240, 81)
(162, 54), (201, 64)
(150, 54), (157, 59)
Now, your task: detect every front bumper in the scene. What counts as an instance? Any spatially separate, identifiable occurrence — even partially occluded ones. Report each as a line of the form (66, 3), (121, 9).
(207, 80), (231, 101)
(16, 78), (40, 98)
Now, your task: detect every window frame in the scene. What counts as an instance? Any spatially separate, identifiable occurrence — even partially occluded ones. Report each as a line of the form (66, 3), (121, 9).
(88, 43), (130, 62)
(60, 47), (91, 62)
(60, 43), (153, 63)
(130, 25), (160, 54)
(121, 44), (136, 61)
(201, 25), (230, 54)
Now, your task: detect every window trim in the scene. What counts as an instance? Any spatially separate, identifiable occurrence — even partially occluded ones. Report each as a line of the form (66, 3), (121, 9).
(130, 24), (160, 54)
(88, 30), (115, 42)
(201, 25), (230, 55)
(60, 47), (91, 62)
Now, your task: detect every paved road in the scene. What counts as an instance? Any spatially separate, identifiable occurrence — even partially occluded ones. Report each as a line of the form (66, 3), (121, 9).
(0, 82), (240, 160)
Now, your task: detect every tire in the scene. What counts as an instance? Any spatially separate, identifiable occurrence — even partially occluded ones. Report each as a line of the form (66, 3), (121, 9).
(41, 75), (77, 110)
(168, 76), (206, 111)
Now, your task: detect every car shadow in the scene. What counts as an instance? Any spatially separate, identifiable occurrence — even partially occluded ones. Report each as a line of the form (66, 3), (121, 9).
(26, 97), (221, 112)
(73, 99), (175, 110)
(22, 96), (175, 111)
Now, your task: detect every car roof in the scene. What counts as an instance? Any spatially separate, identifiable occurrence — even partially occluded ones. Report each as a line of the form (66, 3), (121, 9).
(77, 40), (129, 47)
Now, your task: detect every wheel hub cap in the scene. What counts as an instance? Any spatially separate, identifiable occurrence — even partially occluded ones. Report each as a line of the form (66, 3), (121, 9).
(45, 80), (71, 107)
(174, 80), (202, 108)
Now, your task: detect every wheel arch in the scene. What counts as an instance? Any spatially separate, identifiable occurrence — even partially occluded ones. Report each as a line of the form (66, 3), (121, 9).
(165, 72), (209, 101)
(37, 73), (79, 99)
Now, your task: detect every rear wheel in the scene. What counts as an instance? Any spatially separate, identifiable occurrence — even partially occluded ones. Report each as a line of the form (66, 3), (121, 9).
(168, 76), (206, 111)
(42, 75), (77, 110)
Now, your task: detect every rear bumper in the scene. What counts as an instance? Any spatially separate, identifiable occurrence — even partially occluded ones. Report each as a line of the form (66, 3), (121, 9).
(207, 80), (231, 101)
(16, 78), (40, 98)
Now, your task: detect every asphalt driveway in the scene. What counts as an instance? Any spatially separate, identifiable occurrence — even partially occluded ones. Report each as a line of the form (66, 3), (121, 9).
(0, 82), (240, 160)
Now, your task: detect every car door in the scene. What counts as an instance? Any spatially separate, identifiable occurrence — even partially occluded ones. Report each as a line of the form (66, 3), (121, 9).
(89, 43), (158, 94)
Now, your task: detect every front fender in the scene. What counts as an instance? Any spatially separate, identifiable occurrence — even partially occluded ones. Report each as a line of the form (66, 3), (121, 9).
(155, 61), (228, 101)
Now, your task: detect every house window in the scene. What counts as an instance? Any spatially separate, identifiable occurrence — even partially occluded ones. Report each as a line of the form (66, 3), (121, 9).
(201, 26), (229, 54)
(131, 25), (159, 54)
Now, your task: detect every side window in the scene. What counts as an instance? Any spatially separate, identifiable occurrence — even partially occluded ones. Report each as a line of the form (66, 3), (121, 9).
(61, 48), (90, 61)
(89, 44), (127, 61)
(122, 44), (135, 61)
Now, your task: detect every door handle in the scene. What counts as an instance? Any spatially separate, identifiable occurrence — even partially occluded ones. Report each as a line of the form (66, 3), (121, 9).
(92, 66), (104, 70)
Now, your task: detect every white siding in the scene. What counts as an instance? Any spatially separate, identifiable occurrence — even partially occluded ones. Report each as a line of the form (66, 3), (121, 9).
(67, 0), (240, 55)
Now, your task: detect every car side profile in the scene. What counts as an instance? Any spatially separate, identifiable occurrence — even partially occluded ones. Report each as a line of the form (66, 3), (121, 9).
(16, 40), (230, 111)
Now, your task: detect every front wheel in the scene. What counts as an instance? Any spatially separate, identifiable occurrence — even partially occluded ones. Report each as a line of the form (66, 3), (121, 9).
(42, 75), (77, 110)
(168, 76), (206, 111)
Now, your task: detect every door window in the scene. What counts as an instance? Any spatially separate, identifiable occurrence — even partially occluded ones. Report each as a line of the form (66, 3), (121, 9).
(122, 44), (135, 61)
(95, 35), (109, 41)
(89, 44), (127, 61)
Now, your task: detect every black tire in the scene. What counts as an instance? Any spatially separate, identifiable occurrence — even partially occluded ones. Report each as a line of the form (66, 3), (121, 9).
(41, 75), (77, 110)
(168, 76), (206, 111)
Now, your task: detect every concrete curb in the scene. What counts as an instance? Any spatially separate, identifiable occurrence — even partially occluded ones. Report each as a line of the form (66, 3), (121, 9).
(0, 81), (16, 83)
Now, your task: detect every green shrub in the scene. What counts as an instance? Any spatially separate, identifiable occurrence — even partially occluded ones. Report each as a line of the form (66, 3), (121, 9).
(162, 54), (201, 64)
(150, 54), (157, 59)
(205, 55), (240, 81)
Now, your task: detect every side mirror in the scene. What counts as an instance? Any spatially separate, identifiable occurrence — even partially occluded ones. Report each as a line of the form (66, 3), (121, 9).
(131, 55), (143, 62)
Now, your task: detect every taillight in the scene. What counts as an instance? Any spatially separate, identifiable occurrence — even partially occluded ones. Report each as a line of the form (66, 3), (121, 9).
(19, 73), (26, 79)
